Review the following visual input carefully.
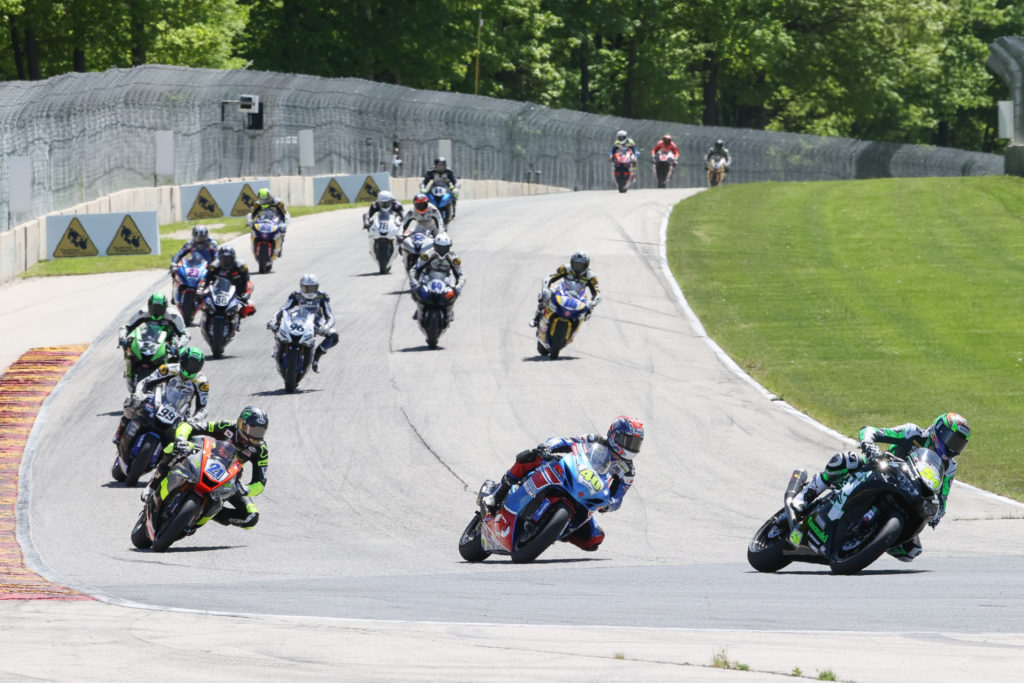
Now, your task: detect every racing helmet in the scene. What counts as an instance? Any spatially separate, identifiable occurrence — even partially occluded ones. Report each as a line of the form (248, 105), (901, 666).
(662, 134), (673, 144)
(434, 233), (452, 257)
(413, 193), (430, 214)
(616, 130), (628, 142)
(930, 412), (970, 457)
(377, 190), (394, 210)
(257, 187), (271, 202)
(434, 156), (447, 171)
(217, 245), (236, 269)
(607, 416), (644, 460)
(148, 292), (168, 320)
(300, 273), (319, 301)
(236, 406), (269, 452)
(714, 138), (724, 148)
(569, 250), (590, 276)
(178, 347), (205, 380)
(191, 225), (210, 245)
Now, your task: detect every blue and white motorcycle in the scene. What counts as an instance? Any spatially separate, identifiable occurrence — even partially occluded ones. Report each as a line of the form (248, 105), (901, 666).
(426, 184), (455, 224)
(536, 281), (595, 359)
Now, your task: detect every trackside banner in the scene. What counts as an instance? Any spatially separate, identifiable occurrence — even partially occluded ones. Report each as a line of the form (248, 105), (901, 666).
(46, 212), (159, 259)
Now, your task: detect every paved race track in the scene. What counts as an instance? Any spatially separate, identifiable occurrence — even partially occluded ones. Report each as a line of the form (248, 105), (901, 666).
(15, 189), (1024, 678)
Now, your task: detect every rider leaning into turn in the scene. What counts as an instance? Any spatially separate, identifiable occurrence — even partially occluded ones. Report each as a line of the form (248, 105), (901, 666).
(118, 292), (189, 354)
(482, 416), (645, 551)
(170, 225), (219, 266)
(250, 187), (289, 257)
(791, 412), (971, 562)
(409, 234), (465, 321)
(114, 346), (210, 446)
(529, 250), (603, 328)
(143, 406), (270, 532)
(401, 193), (446, 238)
(267, 273), (339, 373)
(420, 157), (459, 220)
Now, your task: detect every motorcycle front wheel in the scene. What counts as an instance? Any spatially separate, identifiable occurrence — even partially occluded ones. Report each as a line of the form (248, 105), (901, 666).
(124, 433), (159, 487)
(458, 513), (491, 563)
(130, 509), (152, 549)
(511, 504), (571, 564)
(283, 347), (301, 393)
(828, 506), (904, 575)
(747, 508), (793, 573)
(210, 316), (226, 358)
(180, 290), (196, 326)
(374, 239), (392, 275)
(152, 493), (202, 552)
(424, 308), (443, 349)
(547, 319), (571, 359)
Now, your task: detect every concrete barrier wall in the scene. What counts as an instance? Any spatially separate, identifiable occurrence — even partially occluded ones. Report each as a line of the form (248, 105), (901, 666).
(0, 177), (567, 284)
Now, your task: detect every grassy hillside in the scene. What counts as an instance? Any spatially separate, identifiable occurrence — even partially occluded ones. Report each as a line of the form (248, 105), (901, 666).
(668, 175), (1024, 501)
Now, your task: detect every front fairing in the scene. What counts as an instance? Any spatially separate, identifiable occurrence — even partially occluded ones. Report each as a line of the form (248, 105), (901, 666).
(205, 277), (238, 312)
(130, 323), (168, 362)
(177, 252), (208, 287)
(277, 305), (318, 347)
(417, 277), (455, 307)
(428, 186), (452, 207)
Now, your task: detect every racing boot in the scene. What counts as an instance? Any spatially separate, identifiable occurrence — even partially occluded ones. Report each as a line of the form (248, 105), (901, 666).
(529, 306), (542, 328)
(312, 346), (325, 373)
(481, 474), (516, 514)
(790, 473), (826, 514)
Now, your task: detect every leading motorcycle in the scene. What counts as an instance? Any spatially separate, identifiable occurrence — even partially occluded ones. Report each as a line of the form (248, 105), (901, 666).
(458, 441), (614, 563)
(654, 149), (679, 188)
(112, 382), (196, 486)
(612, 149), (636, 193)
(272, 304), (318, 393)
(171, 251), (208, 326)
(747, 448), (944, 575)
(249, 209), (285, 274)
(536, 280), (593, 360)
(364, 208), (401, 275)
(130, 436), (245, 552)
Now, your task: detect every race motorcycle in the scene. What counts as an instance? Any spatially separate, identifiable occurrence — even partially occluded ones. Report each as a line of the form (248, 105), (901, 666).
(171, 250), (208, 326)
(364, 208), (401, 274)
(200, 276), (249, 358)
(612, 149), (636, 193)
(458, 441), (614, 563)
(747, 448), (944, 575)
(130, 436), (245, 552)
(706, 154), (728, 187)
(112, 382), (195, 486)
(412, 274), (457, 349)
(653, 149), (679, 188)
(399, 231), (435, 273)
(272, 304), (318, 393)
(536, 280), (593, 360)
(249, 208), (285, 274)
(121, 322), (176, 392)
(426, 184), (455, 224)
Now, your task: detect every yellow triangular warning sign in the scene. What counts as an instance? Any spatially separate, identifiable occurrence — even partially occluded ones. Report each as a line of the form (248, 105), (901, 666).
(106, 215), (152, 255)
(53, 218), (99, 258)
(355, 176), (381, 203)
(318, 178), (350, 205)
(232, 183), (259, 216)
(187, 187), (222, 219)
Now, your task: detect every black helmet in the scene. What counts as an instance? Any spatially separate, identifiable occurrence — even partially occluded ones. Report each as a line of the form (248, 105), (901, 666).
(607, 415), (644, 460)
(217, 245), (236, 269)
(148, 292), (168, 319)
(570, 250), (589, 276)
(714, 139), (724, 148)
(192, 225), (210, 244)
(178, 346), (205, 379)
(236, 406), (269, 452)
(434, 157), (447, 169)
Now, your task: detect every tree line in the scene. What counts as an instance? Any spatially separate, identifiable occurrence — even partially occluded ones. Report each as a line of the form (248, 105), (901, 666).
(2, 0), (1017, 152)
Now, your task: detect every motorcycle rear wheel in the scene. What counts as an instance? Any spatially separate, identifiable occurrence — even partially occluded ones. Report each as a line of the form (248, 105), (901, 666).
(458, 513), (490, 563)
(511, 505), (571, 564)
(747, 508), (792, 573)
(152, 494), (202, 552)
(829, 507), (904, 575)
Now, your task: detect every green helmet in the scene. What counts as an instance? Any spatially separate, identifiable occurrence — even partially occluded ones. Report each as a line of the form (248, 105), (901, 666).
(258, 187), (271, 201)
(178, 346), (205, 379)
(148, 293), (168, 320)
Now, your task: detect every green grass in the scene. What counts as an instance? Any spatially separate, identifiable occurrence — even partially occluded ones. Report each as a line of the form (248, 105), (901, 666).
(668, 175), (1024, 501)
(19, 202), (366, 278)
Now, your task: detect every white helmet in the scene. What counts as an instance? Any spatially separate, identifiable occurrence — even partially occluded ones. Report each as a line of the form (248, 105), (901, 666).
(300, 273), (319, 301)
(616, 130), (628, 141)
(377, 190), (394, 209)
(434, 233), (452, 257)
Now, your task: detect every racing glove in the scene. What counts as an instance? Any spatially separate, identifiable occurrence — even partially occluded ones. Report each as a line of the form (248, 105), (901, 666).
(861, 442), (882, 460)
(532, 443), (553, 460)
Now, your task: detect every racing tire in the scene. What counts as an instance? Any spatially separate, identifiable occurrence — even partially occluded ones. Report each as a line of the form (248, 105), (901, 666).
(829, 508), (904, 575)
(425, 309), (442, 349)
(547, 319), (570, 360)
(124, 434), (159, 487)
(210, 317), (226, 358)
(511, 505), (571, 564)
(536, 341), (549, 356)
(111, 458), (127, 483)
(747, 509), (793, 573)
(152, 494), (202, 553)
(458, 513), (491, 563)
(130, 510), (152, 549)
(283, 347), (301, 393)
(374, 239), (393, 275)
(180, 290), (196, 326)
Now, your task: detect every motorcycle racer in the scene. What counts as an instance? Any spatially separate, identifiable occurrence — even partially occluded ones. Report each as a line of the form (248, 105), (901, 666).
(651, 134), (679, 161)
(363, 190), (405, 229)
(529, 251), (602, 328)
(143, 406), (269, 531)
(202, 245), (255, 318)
(250, 188), (289, 257)
(113, 346), (209, 446)
(420, 157), (459, 220)
(266, 273), (339, 373)
(791, 412), (970, 562)
(170, 225), (219, 267)
(401, 193), (446, 238)
(705, 139), (731, 169)
(409, 234), (465, 321)
(118, 292), (189, 353)
(482, 416), (644, 551)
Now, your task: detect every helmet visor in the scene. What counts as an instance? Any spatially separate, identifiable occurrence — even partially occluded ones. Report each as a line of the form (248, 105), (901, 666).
(610, 432), (642, 459)
(242, 423), (267, 444)
(935, 422), (968, 456)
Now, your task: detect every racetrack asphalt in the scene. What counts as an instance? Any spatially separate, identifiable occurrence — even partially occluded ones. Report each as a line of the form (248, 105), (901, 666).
(2, 190), (1023, 681)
